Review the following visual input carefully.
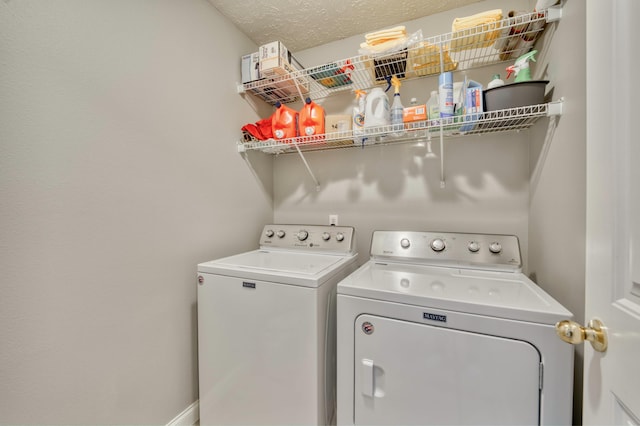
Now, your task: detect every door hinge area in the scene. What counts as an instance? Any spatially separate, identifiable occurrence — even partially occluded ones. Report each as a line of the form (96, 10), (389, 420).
(539, 362), (544, 390)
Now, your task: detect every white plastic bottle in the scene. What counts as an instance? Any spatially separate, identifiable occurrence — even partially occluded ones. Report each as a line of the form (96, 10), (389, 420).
(487, 74), (505, 89)
(352, 90), (366, 143)
(364, 87), (390, 129)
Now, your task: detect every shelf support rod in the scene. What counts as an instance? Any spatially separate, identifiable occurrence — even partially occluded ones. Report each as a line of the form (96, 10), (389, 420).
(294, 144), (321, 191)
(293, 74), (305, 103)
(439, 125), (446, 188)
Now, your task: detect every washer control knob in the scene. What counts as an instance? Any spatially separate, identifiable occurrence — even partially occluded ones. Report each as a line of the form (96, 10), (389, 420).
(265, 229), (274, 238)
(297, 230), (309, 241)
(336, 232), (345, 242)
(276, 230), (286, 238)
(322, 232), (331, 241)
(468, 241), (480, 252)
(400, 238), (411, 249)
(430, 238), (446, 252)
(489, 242), (502, 254)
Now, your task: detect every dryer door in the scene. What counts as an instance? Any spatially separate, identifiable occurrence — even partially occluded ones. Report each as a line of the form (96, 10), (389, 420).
(354, 314), (541, 425)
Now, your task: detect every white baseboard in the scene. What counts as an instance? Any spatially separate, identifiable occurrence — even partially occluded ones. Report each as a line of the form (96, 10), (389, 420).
(167, 400), (199, 426)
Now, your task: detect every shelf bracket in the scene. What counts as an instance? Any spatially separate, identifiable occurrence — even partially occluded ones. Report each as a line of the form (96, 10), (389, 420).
(547, 98), (564, 117)
(236, 83), (246, 94)
(293, 144), (321, 191)
(545, 5), (562, 23)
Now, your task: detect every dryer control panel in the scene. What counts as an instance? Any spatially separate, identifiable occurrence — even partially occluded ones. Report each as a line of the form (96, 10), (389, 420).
(260, 224), (355, 254)
(370, 231), (522, 272)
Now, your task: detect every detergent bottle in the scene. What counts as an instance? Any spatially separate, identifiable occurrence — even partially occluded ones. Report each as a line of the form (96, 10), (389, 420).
(364, 87), (390, 129)
(352, 89), (367, 143)
(272, 101), (298, 140)
(298, 97), (325, 136)
(506, 50), (537, 82)
(389, 75), (405, 136)
(487, 74), (505, 89)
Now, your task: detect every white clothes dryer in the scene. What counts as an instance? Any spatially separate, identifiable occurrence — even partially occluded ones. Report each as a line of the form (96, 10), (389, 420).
(337, 231), (574, 426)
(197, 224), (358, 426)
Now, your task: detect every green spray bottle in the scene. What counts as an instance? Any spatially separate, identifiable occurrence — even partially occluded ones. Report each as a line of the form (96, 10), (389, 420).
(506, 50), (538, 82)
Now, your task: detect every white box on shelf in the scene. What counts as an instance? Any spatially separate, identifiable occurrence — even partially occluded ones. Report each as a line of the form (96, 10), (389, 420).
(259, 41), (290, 77)
(241, 52), (260, 83)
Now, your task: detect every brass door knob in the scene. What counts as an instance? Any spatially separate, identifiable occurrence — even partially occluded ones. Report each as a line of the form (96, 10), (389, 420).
(555, 318), (607, 352)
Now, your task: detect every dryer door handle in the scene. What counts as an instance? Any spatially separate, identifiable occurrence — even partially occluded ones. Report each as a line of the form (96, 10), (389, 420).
(361, 359), (375, 397)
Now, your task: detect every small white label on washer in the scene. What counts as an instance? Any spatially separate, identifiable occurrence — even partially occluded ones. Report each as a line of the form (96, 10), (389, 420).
(423, 312), (447, 322)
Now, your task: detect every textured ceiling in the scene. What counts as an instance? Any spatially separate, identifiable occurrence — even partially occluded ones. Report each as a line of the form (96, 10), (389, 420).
(209, 0), (483, 52)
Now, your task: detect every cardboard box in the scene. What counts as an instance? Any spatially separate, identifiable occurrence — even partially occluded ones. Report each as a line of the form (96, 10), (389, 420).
(326, 115), (352, 133)
(403, 104), (427, 123)
(460, 79), (484, 132)
(258, 41), (309, 96)
(259, 41), (290, 77)
(241, 52), (260, 83)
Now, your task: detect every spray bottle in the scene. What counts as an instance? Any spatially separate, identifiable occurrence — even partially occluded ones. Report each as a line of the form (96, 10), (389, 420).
(506, 50), (537, 82)
(352, 89), (367, 144)
(390, 75), (405, 135)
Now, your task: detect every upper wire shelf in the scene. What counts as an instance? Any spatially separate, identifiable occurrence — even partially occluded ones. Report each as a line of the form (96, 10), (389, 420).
(238, 8), (559, 105)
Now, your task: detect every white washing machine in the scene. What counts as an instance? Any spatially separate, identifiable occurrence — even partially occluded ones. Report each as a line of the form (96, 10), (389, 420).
(197, 224), (358, 426)
(337, 231), (574, 426)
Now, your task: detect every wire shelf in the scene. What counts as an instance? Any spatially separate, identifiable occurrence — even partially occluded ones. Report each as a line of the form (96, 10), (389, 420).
(238, 103), (555, 154)
(239, 9), (551, 105)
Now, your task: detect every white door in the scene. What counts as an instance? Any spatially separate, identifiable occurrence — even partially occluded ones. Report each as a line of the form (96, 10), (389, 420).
(584, 0), (640, 423)
(353, 314), (541, 425)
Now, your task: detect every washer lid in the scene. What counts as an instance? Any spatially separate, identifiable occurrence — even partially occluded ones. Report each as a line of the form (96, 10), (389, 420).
(198, 249), (357, 287)
(338, 261), (573, 324)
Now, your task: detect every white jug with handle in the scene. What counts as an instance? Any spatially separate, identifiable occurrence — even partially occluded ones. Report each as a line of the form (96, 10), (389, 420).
(364, 87), (390, 128)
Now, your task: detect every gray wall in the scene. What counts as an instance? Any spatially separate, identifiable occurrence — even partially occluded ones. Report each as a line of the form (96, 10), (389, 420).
(1, 0), (587, 424)
(275, 0), (533, 269)
(0, 1), (272, 424)
(275, 0), (586, 422)
(527, 1), (586, 423)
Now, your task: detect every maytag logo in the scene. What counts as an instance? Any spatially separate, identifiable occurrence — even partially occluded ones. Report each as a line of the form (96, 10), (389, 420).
(242, 282), (256, 289)
(423, 312), (447, 322)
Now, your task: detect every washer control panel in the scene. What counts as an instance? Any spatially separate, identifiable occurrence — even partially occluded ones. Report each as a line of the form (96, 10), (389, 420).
(370, 231), (522, 272)
(260, 224), (355, 254)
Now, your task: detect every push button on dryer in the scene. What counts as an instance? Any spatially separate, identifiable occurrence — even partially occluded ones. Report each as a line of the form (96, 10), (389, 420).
(430, 238), (446, 252)
(489, 242), (502, 254)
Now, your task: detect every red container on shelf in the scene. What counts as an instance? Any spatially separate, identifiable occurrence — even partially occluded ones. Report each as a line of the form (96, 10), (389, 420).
(272, 102), (298, 140)
(298, 97), (325, 137)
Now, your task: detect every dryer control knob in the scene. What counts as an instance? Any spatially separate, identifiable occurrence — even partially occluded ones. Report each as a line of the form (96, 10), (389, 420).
(276, 230), (286, 238)
(297, 230), (309, 241)
(489, 242), (502, 254)
(336, 232), (345, 242)
(468, 241), (480, 252)
(400, 238), (411, 249)
(322, 232), (331, 241)
(430, 238), (446, 252)
(265, 229), (275, 238)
